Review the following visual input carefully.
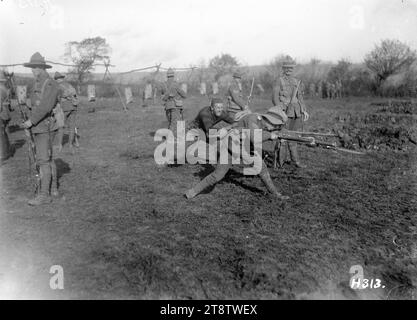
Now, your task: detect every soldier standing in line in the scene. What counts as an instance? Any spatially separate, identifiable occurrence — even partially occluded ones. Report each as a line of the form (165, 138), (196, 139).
(227, 70), (250, 117)
(325, 81), (332, 99)
(272, 59), (309, 169)
(21, 52), (61, 205)
(184, 106), (289, 201)
(54, 72), (79, 153)
(330, 82), (337, 99)
(317, 81), (323, 99)
(0, 72), (12, 165)
(161, 68), (187, 138)
(309, 82), (316, 98)
(336, 79), (343, 98)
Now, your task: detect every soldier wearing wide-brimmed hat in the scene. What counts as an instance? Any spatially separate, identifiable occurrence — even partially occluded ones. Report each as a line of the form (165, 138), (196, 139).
(272, 57), (309, 169)
(227, 69), (249, 117)
(21, 52), (61, 205)
(0, 70), (12, 164)
(54, 71), (79, 152)
(184, 106), (289, 201)
(161, 68), (187, 138)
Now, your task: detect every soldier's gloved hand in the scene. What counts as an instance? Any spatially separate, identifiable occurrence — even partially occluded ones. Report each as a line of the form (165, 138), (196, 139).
(270, 132), (279, 140)
(303, 111), (310, 122)
(22, 119), (33, 129)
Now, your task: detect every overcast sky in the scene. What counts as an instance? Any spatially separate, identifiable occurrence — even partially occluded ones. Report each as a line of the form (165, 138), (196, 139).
(1, 0), (416, 73)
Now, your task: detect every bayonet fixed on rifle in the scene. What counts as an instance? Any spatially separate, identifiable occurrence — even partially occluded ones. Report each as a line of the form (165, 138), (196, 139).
(246, 77), (255, 106)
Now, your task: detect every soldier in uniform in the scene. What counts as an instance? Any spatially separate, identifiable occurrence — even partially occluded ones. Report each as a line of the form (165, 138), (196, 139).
(0, 71), (12, 164)
(184, 106), (289, 201)
(325, 81), (332, 99)
(317, 81), (323, 99)
(336, 79), (343, 98)
(54, 72), (79, 152)
(187, 96), (236, 134)
(227, 70), (250, 117)
(161, 68), (187, 138)
(309, 82), (316, 98)
(272, 59), (309, 168)
(330, 83), (337, 99)
(22, 52), (61, 206)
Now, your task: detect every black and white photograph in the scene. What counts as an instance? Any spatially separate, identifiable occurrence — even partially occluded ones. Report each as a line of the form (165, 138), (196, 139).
(0, 0), (416, 302)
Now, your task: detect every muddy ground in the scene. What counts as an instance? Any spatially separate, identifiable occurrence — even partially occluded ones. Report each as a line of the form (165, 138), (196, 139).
(0, 96), (416, 299)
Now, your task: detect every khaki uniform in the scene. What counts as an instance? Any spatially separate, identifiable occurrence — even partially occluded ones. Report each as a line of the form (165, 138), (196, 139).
(227, 79), (246, 116)
(272, 76), (307, 166)
(56, 80), (78, 148)
(0, 85), (11, 162)
(28, 72), (60, 197)
(162, 79), (186, 137)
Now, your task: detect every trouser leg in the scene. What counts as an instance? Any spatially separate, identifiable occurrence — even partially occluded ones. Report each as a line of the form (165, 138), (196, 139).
(66, 110), (76, 146)
(0, 120), (11, 161)
(56, 127), (64, 147)
(186, 164), (231, 198)
(287, 116), (304, 166)
(168, 108), (183, 138)
(34, 132), (53, 196)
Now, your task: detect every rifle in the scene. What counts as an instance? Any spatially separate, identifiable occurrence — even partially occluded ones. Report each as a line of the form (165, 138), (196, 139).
(269, 129), (365, 155)
(247, 77), (255, 106)
(15, 85), (40, 195)
(286, 131), (338, 138)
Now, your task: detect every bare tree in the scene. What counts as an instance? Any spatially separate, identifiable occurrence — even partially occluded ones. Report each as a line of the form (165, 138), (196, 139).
(365, 39), (416, 91)
(266, 54), (294, 81)
(209, 53), (239, 80)
(64, 36), (111, 89)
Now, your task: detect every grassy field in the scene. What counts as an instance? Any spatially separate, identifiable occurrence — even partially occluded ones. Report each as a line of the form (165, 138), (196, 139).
(0, 95), (416, 299)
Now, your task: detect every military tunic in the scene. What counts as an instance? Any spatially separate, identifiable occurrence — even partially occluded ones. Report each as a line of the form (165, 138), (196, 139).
(272, 75), (307, 166)
(56, 80), (78, 147)
(227, 80), (246, 115)
(162, 79), (187, 137)
(272, 76), (306, 118)
(0, 85), (11, 161)
(28, 72), (60, 196)
(189, 106), (235, 137)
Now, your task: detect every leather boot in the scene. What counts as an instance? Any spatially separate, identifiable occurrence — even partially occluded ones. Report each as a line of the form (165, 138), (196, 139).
(50, 161), (60, 197)
(184, 174), (218, 199)
(28, 166), (52, 206)
(259, 170), (290, 200)
(289, 142), (306, 169)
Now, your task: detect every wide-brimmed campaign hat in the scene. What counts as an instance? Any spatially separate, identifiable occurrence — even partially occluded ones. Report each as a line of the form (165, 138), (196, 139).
(167, 68), (175, 78)
(233, 70), (242, 79)
(261, 106), (288, 125)
(23, 52), (52, 69)
(282, 58), (296, 69)
(54, 71), (65, 80)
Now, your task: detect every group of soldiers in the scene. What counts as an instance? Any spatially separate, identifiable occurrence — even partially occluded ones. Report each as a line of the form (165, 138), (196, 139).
(309, 80), (343, 99)
(2, 52), (310, 205)
(0, 52), (79, 206)
(160, 58), (309, 201)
